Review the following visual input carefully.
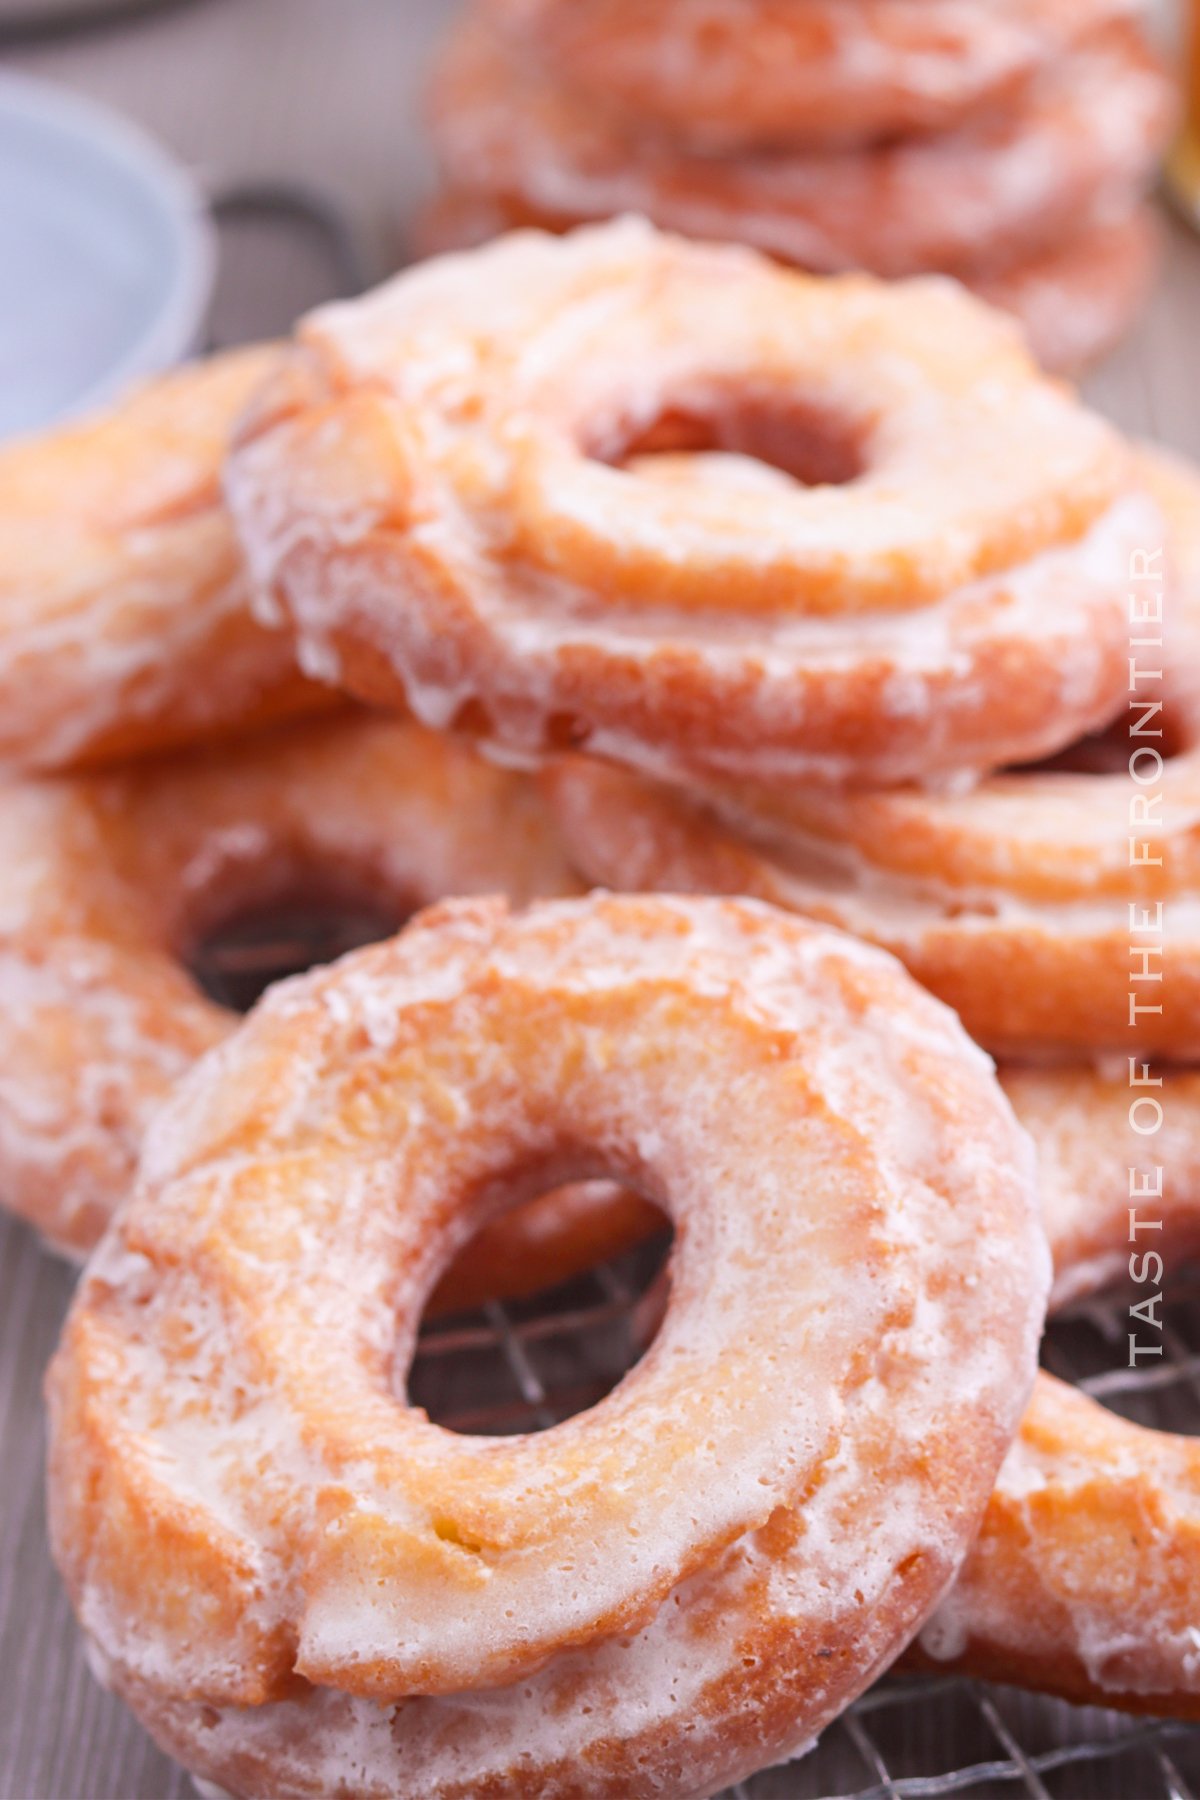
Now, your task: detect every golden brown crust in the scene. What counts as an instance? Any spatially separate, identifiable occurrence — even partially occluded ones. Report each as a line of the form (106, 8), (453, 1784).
(544, 752), (1198, 1058)
(0, 346), (330, 774)
(1003, 1064), (1200, 1311)
(46, 894), (1047, 1798)
(629, 1074), (1200, 1724)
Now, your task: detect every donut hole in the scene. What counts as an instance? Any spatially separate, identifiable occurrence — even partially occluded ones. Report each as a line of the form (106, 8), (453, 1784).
(598, 392), (866, 491)
(410, 1201), (672, 1437)
(188, 879), (406, 1013)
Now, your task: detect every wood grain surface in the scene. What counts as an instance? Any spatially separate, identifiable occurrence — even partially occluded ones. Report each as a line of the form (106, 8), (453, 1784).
(1, 2), (1199, 1795)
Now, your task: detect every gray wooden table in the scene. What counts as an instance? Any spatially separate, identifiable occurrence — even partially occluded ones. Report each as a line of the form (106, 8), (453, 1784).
(1, 3), (1200, 1795)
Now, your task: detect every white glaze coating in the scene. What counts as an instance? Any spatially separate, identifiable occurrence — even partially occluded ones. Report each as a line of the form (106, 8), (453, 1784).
(975, 204), (1161, 374)
(918, 1369), (1200, 1712)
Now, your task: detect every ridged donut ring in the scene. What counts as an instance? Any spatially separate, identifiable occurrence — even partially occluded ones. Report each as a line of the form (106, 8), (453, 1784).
(483, 0), (1142, 152)
(226, 219), (1151, 788)
(546, 445), (1193, 1056)
(0, 710), (663, 1302)
(0, 346), (330, 774)
(428, 21), (1172, 284)
(47, 894), (1047, 1800)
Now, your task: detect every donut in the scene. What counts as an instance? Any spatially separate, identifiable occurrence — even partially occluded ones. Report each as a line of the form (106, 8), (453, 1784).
(975, 205), (1162, 374)
(428, 19), (1172, 282)
(483, 0), (1143, 153)
(544, 442), (1194, 1056)
(0, 708), (659, 1299)
(915, 1369), (1200, 1716)
(412, 191), (1161, 378)
(46, 893), (1048, 1800)
(0, 345), (330, 774)
(226, 218), (1153, 790)
(916, 1140), (1200, 1717)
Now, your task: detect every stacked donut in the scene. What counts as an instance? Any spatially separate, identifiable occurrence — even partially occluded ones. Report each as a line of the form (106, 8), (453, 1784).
(423, 0), (1177, 372)
(5, 219), (1200, 1799)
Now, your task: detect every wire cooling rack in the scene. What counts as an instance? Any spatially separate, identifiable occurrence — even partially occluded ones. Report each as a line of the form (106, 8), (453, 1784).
(181, 913), (1200, 1800)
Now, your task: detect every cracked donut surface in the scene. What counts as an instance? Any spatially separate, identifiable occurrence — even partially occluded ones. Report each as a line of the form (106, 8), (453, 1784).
(916, 1150), (1200, 1717)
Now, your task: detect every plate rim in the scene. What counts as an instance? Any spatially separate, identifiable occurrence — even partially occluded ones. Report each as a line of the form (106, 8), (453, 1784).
(0, 65), (215, 437)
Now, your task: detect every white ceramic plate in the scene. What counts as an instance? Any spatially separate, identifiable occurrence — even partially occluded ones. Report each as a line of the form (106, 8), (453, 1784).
(0, 69), (214, 441)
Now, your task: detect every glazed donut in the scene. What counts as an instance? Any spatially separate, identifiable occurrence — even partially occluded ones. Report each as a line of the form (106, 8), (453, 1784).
(975, 205), (1162, 375)
(0, 345), (332, 774)
(545, 442), (1195, 1056)
(916, 1370), (1200, 1715)
(428, 20), (1172, 282)
(917, 1159), (1200, 1717)
(47, 894), (1048, 1799)
(226, 218), (1153, 790)
(483, 0), (1143, 153)
(0, 708), (660, 1298)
